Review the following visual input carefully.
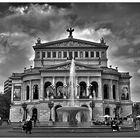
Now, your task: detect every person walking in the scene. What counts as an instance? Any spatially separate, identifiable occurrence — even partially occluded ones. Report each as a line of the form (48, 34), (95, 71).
(25, 119), (32, 134)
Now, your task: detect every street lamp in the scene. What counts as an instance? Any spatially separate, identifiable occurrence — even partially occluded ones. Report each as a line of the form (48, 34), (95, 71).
(48, 100), (54, 121)
(22, 103), (27, 121)
(90, 100), (95, 121)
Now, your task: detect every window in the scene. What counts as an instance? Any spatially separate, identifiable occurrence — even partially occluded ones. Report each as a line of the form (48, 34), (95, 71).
(58, 51), (61, 58)
(26, 85), (30, 100)
(42, 52), (45, 59)
(63, 51), (67, 58)
(69, 51), (72, 59)
(96, 51), (99, 57)
(113, 85), (116, 100)
(85, 51), (89, 58)
(104, 84), (109, 99)
(47, 52), (51, 58)
(80, 51), (83, 58)
(105, 107), (110, 115)
(53, 52), (56, 58)
(74, 51), (78, 58)
(33, 85), (39, 100)
(35, 52), (40, 59)
(91, 51), (94, 57)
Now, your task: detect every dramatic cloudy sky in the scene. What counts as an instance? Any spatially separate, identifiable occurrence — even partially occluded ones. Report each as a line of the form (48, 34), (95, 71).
(0, 3), (140, 101)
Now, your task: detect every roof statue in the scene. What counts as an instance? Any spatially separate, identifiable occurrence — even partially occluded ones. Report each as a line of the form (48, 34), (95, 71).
(36, 37), (41, 45)
(66, 27), (74, 38)
(100, 37), (106, 44)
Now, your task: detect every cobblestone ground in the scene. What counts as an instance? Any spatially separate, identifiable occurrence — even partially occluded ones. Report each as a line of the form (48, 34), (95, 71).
(0, 127), (140, 137)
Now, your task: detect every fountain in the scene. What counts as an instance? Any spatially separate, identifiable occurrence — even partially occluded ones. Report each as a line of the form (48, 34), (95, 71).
(56, 59), (90, 127)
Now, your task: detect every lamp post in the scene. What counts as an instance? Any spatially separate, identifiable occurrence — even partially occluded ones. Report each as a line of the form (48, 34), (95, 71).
(22, 103), (27, 121)
(90, 100), (95, 121)
(48, 100), (54, 121)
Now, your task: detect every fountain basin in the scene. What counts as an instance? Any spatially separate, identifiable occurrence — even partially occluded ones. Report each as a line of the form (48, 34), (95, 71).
(57, 106), (90, 127)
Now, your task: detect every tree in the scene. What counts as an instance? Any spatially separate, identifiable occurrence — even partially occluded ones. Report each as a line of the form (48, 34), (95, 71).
(0, 90), (11, 119)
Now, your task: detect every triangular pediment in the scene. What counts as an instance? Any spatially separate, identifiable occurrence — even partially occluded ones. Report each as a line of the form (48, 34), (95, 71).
(41, 61), (101, 71)
(33, 38), (108, 49)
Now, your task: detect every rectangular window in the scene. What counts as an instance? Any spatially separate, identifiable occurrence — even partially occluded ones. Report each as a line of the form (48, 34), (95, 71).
(74, 51), (78, 58)
(69, 51), (72, 59)
(35, 52), (40, 59)
(42, 51), (45, 59)
(53, 52), (56, 58)
(47, 51), (51, 58)
(91, 51), (94, 57)
(85, 51), (89, 58)
(63, 51), (67, 58)
(96, 51), (99, 57)
(58, 51), (61, 58)
(80, 51), (83, 58)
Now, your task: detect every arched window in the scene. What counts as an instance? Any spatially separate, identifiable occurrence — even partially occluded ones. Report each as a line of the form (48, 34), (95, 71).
(104, 84), (109, 99)
(105, 107), (110, 115)
(55, 82), (63, 99)
(26, 85), (30, 100)
(33, 85), (39, 99)
(44, 82), (52, 98)
(89, 81), (98, 98)
(79, 82), (87, 99)
(121, 87), (129, 100)
(113, 85), (116, 100)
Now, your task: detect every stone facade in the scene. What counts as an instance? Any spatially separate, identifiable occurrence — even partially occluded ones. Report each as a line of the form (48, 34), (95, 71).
(9, 32), (133, 123)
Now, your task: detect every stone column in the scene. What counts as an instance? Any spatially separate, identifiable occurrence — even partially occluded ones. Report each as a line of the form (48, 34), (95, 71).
(99, 51), (101, 57)
(75, 77), (78, 97)
(78, 51), (80, 58)
(98, 78), (102, 100)
(52, 77), (55, 97)
(94, 51), (96, 58)
(87, 76), (90, 97)
(72, 51), (74, 59)
(52, 77), (55, 86)
(40, 77), (44, 100)
(21, 83), (24, 102)
(64, 76), (67, 97)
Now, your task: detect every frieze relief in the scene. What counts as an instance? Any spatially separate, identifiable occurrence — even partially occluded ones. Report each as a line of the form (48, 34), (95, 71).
(47, 41), (93, 48)
(56, 64), (87, 70)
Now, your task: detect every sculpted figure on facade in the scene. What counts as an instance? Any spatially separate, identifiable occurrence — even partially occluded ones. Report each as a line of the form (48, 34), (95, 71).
(121, 86), (129, 100)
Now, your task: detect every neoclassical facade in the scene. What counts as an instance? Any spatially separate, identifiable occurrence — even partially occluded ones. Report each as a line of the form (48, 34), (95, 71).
(10, 29), (133, 124)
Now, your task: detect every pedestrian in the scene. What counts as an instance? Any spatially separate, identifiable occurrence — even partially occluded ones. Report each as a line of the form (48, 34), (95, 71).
(25, 119), (32, 134)
(22, 121), (27, 132)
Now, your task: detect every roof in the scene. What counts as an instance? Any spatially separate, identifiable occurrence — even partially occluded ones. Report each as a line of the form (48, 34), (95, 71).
(33, 37), (109, 49)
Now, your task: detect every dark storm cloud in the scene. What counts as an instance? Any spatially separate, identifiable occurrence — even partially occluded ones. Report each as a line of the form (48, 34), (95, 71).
(0, 3), (139, 101)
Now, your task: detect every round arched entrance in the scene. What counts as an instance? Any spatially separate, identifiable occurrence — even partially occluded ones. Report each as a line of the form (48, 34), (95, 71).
(54, 105), (62, 122)
(80, 105), (89, 122)
(32, 108), (38, 120)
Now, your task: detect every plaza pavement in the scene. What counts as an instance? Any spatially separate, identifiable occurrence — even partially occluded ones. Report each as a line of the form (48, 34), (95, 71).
(0, 127), (140, 137)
